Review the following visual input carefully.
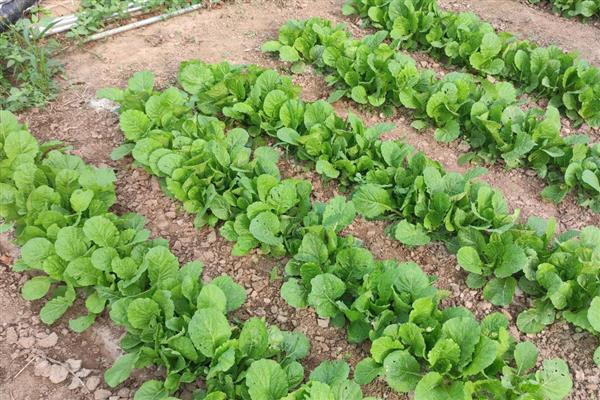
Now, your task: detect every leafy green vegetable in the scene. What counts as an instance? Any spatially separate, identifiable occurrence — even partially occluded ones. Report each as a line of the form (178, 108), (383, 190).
(263, 17), (600, 212)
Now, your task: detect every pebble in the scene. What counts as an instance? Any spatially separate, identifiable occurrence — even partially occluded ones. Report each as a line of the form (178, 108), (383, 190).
(34, 359), (52, 377)
(94, 389), (112, 400)
(66, 358), (82, 371)
(6, 327), (18, 344)
(37, 332), (58, 348)
(18, 336), (35, 349)
(48, 364), (69, 384)
(317, 318), (329, 328)
(86, 375), (101, 391)
(68, 377), (82, 390)
(77, 368), (93, 378)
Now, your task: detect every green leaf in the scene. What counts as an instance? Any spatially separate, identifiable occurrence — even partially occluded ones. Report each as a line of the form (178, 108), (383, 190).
(211, 275), (247, 312)
(276, 128), (299, 145)
(517, 302), (555, 334)
(20, 238), (54, 268)
(133, 380), (168, 400)
(296, 233), (328, 265)
(261, 40), (282, 53)
(145, 247), (179, 287)
(588, 296), (600, 332)
(279, 46), (300, 62)
(352, 184), (393, 218)
(68, 314), (96, 333)
(394, 221), (430, 246)
(70, 189), (94, 213)
(249, 211), (283, 246)
(21, 276), (52, 300)
(105, 352), (140, 387)
(111, 143), (135, 160)
(83, 215), (119, 248)
(354, 357), (382, 385)
(582, 170), (600, 193)
(495, 245), (527, 278)
(514, 341), (538, 374)
(462, 336), (497, 376)
(246, 359), (290, 400)
(128, 71), (155, 93)
(40, 292), (74, 325)
(322, 196), (356, 232)
(316, 159), (340, 179)
(127, 298), (160, 329)
(280, 278), (308, 308)
(382, 350), (421, 392)
(483, 277), (516, 306)
(456, 246), (483, 274)
(414, 371), (464, 400)
(351, 86), (368, 104)
(307, 273), (346, 317)
(309, 360), (349, 385)
(197, 284), (227, 313)
(536, 359), (573, 400)
(441, 317), (480, 367)
(239, 317), (269, 359)
(55, 227), (88, 262)
(119, 110), (150, 141)
(188, 308), (232, 357)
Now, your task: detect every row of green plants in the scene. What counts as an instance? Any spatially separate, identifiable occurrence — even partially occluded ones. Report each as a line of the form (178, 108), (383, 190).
(100, 61), (600, 368)
(0, 17), (62, 111)
(262, 18), (600, 212)
(528, 0), (600, 18)
(95, 59), (600, 398)
(0, 109), (374, 400)
(342, 0), (600, 128)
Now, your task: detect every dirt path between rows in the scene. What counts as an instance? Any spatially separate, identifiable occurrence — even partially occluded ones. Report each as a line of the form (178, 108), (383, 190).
(2, 1), (599, 399)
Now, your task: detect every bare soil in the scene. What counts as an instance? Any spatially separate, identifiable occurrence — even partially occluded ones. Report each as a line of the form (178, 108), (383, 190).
(1, 1), (599, 399)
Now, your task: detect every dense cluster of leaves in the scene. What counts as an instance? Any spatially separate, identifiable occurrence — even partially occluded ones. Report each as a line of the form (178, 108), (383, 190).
(262, 18), (600, 211)
(0, 18), (62, 111)
(528, 0), (600, 18)
(100, 61), (600, 369)
(68, 0), (207, 37)
(342, 0), (600, 127)
(0, 110), (375, 400)
(99, 61), (586, 399)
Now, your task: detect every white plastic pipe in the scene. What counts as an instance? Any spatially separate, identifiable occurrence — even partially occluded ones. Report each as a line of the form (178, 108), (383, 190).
(83, 3), (205, 42)
(43, 2), (145, 36)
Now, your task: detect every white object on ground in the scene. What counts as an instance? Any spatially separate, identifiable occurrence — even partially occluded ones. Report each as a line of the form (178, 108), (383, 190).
(83, 3), (205, 42)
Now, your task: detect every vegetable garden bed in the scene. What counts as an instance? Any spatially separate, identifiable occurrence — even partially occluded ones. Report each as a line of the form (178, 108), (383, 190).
(1, 1), (599, 400)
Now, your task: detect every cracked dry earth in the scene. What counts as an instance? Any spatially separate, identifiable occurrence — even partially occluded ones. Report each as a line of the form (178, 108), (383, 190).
(1, 0), (600, 399)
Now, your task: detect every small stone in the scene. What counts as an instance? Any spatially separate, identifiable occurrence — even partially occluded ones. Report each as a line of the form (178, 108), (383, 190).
(206, 231), (217, 244)
(117, 388), (130, 397)
(48, 364), (69, 384)
(109, 397), (120, 400)
(37, 332), (58, 348)
(77, 368), (92, 378)
(34, 359), (52, 377)
(68, 377), (82, 390)
(317, 318), (329, 328)
(86, 375), (101, 391)
(18, 336), (35, 349)
(66, 358), (82, 371)
(94, 389), (112, 400)
(6, 327), (18, 344)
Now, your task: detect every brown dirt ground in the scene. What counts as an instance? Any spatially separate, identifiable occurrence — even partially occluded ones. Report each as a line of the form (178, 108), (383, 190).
(1, 0), (599, 399)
